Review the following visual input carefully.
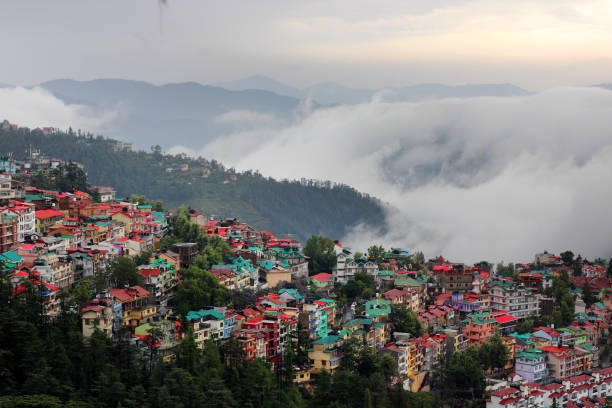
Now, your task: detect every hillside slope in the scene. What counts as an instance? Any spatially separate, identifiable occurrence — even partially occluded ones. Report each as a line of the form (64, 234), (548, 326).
(0, 126), (386, 242)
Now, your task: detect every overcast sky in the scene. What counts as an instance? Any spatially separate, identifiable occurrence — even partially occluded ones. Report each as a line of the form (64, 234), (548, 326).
(2, 0), (611, 90)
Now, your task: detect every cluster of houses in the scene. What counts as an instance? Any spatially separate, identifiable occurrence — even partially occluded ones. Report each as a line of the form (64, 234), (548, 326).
(2, 160), (612, 406)
(0, 185), (168, 319)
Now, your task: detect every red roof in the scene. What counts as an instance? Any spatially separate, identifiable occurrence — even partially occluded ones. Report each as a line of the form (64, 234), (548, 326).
(12, 271), (29, 277)
(242, 308), (259, 317)
(569, 374), (593, 384)
(81, 305), (104, 313)
(539, 382), (563, 391)
(383, 288), (406, 299)
(138, 268), (160, 278)
(495, 314), (518, 324)
(247, 316), (265, 324)
(498, 397), (520, 405)
(539, 345), (567, 353)
(490, 387), (519, 398)
(596, 366), (612, 376)
(311, 273), (333, 283)
(110, 286), (150, 302)
(35, 209), (64, 219)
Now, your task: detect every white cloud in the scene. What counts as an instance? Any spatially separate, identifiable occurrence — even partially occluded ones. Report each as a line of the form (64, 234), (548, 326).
(199, 87), (612, 264)
(0, 86), (115, 132)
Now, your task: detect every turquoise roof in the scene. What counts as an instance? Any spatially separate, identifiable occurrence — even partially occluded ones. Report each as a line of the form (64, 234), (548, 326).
(314, 335), (340, 345)
(278, 288), (304, 300)
(344, 318), (372, 327)
(0, 251), (22, 263)
(186, 309), (225, 321)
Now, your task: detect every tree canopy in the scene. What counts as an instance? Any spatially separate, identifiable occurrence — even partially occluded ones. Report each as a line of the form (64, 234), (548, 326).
(304, 235), (337, 275)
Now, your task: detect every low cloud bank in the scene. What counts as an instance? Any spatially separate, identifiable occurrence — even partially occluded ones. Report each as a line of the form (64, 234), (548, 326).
(0, 86), (115, 132)
(182, 87), (612, 263)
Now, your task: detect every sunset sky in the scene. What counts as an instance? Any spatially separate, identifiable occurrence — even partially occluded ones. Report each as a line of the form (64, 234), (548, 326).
(3, 0), (611, 89)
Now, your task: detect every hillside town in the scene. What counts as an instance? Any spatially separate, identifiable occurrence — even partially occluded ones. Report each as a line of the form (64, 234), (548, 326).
(1, 156), (611, 408)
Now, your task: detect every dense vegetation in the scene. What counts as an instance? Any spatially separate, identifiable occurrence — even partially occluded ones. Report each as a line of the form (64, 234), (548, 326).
(0, 267), (442, 408)
(0, 125), (386, 242)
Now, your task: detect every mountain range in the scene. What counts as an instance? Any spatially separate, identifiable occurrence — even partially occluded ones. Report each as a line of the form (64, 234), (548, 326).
(30, 77), (534, 150)
(3, 77), (610, 151)
(217, 75), (530, 105)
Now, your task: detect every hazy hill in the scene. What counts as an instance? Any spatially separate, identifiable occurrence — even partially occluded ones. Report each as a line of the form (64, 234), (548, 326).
(0, 126), (386, 242)
(216, 75), (303, 99)
(219, 75), (530, 104)
(595, 83), (612, 91)
(35, 78), (303, 149)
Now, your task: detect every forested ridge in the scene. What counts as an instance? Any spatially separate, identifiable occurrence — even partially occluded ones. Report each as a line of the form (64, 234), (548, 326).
(0, 126), (386, 242)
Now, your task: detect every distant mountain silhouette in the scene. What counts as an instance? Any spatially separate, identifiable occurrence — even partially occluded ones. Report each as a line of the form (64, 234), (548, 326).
(595, 83), (612, 91)
(216, 75), (303, 98)
(220, 75), (530, 104)
(16, 77), (532, 149)
(35, 78), (302, 149)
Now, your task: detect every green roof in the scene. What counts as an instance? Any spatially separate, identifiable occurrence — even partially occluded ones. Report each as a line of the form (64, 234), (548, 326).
(394, 276), (422, 287)
(314, 335), (340, 345)
(344, 318), (372, 327)
(378, 270), (396, 276)
(516, 349), (543, 360)
(279, 288), (304, 300)
(186, 309), (225, 321)
(25, 194), (44, 201)
(338, 328), (352, 336)
(135, 323), (153, 335)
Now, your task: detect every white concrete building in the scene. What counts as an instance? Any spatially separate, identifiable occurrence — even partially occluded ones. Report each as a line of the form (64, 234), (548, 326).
(489, 281), (540, 319)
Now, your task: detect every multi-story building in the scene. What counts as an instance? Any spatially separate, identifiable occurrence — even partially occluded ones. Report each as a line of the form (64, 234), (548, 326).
(514, 348), (549, 383)
(81, 304), (115, 337)
(0, 175), (24, 200)
(31, 253), (74, 289)
(186, 309), (225, 347)
(92, 186), (116, 202)
(0, 201), (35, 242)
(488, 281), (540, 319)
(0, 212), (18, 253)
(334, 251), (379, 283)
(488, 367), (612, 408)
(308, 335), (344, 374)
(300, 298), (336, 339)
(438, 263), (473, 293)
(383, 287), (422, 312)
(540, 345), (596, 379)
(233, 329), (266, 360)
(442, 327), (469, 358)
(170, 242), (198, 269)
(110, 286), (156, 328)
(268, 246), (309, 279)
(462, 312), (498, 346)
(35, 209), (64, 234)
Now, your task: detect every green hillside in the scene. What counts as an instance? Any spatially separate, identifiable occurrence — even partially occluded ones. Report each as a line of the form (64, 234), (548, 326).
(0, 126), (386, 242)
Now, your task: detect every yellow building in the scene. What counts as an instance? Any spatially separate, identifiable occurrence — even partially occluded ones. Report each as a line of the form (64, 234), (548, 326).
(308, 335), (343, 374)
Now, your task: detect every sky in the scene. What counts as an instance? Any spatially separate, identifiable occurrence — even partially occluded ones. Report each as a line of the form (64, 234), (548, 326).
(2, 0), (612, 90)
